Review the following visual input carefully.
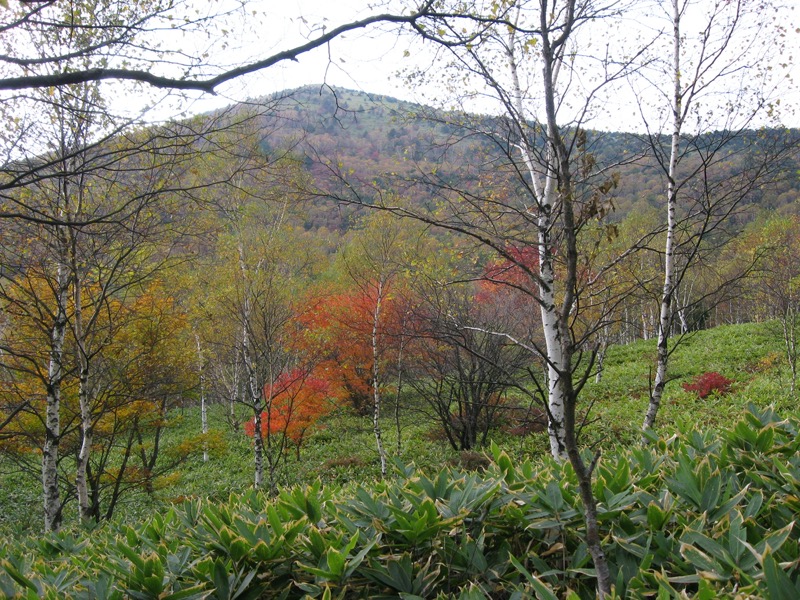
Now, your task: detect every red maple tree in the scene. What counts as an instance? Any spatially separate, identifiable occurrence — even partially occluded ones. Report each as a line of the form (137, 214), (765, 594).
(244, 368), (333, 450)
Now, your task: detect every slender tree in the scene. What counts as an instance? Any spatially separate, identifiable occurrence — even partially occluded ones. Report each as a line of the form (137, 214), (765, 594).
(311, 1), (645, 594)
(338, 211), (421, 477)
(636, 0), (798, 432)
(0, 0), (251, 528)
(191, 125), (319, 491)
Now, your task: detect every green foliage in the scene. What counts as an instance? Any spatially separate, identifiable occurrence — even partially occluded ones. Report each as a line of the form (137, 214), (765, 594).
(1, 404), (799, 598)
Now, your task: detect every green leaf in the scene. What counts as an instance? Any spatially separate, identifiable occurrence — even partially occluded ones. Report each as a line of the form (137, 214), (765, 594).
(508, 554), (558, 600)
(161, 584), (209, 600)
(763, 553), (799, 600)
(213, 559), (230, 599)
(0, 560), (37, 591)
(496, 450), (515, 484)
(647, 502), (669, 530)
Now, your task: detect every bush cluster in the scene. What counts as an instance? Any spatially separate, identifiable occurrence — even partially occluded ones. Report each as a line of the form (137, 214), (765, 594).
(1, 405), (798, 598)
(681, 371), (735, 398)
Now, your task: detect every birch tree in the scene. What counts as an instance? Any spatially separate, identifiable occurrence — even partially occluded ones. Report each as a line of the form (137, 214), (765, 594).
(635, 0), (798, 433)
(194, 129), (317, 491)
(0, 0), (243, 528)
(214, 189), (295, 492)
(0, 54), (103, 530)
(315, 1), (645, 594)
(338, 211), (420, 477)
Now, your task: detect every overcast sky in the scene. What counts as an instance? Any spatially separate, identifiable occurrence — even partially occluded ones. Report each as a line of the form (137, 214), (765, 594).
(155, 0), (800, 133)
(160, 0), (424, 119)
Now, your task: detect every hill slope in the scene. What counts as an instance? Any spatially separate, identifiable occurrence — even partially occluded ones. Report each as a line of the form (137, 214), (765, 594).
(250, 86), (800, 232)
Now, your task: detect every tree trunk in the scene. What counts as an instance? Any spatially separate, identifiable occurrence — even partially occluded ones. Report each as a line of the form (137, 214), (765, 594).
(75, 363), (93, 523)
(195, 333), (209, 462)
(539, 3), (612, 593)
(508, 34), (567, 460)
(644, 0), (681, 434)
(372, 278), (388, 477)
(43, 233), (69, 533)
(595, 325), (609, 383)
(252, 404), (264, 489)
(71, 252), (94, 524)
(782, 304), (798, 397)
(394, 333), (405, 454)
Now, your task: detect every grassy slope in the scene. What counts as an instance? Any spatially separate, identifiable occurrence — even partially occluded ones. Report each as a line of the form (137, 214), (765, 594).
(0, 319), (792, 535)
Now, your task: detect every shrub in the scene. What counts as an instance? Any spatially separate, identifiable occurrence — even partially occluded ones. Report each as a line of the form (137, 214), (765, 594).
(323, 455), (367, 470)
(682, 371), (734, 398)
(448, 450), (491, 471)
(2, 405), (800, 598)
(500, 404), (547, 436)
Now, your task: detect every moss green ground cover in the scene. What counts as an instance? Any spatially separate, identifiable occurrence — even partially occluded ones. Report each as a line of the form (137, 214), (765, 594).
(1, 321), (798, 597)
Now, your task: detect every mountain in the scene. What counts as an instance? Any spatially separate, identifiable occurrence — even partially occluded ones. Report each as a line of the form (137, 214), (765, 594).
(243, 86), (800, 232)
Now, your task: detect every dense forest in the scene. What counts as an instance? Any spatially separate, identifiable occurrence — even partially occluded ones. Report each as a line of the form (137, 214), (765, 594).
(2, 0), (800, 597)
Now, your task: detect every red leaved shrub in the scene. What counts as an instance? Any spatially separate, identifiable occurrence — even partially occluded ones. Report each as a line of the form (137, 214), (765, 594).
(682, 371), (734, 399)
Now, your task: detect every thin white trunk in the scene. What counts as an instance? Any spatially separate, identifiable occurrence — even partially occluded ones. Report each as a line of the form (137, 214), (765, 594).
(394, 324), (406, 454)
(43, 238), (69, 533)
(238, 242), (264, 488)
(230, 357), (241, 428)
(245, 335), (264, 489)
(595, 324), (609, 384)
(75, 362), (92, 522)
(782, 304), (798, 397)
(73, 276), (93, 523)
(195, 333), (208, 462)
(540, 240), (568, 460)
(263, 366), (278, 494)
(644, 0), (681, 433)
(507, 28), (567, 460)
(372, 279), (387, 477)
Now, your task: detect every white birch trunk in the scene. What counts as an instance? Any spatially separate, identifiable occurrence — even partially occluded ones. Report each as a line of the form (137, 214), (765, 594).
(644, 0), (681, 432)
(195, 333), (208, 462)
(238, 243), (264, 488)
(508, 23), (568, 460)
(245, 327), (264, 489)
(372, 278), (387, 477)
(782, 304), (798, 397)
(595, 324), (609, 383)
(394, 321), (407, 454)
(73, 275), (93, 523)
(539, 232), (568, 460)
(75, 362), (93, 522)
(43, 235), (69, 532)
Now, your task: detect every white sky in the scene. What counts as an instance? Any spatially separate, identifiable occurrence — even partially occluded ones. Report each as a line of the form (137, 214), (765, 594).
(160, 0), (427, 118)
(140, 0), (800, 133)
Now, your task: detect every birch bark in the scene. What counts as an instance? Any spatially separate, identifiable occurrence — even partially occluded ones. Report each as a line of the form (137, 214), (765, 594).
(372, 277), (388, 477)
(507, 9), (567, 460)
(643, 0), (681, 433)
(238, 242), (265, 489)
(43, 238), (69, 532)
(195, 333), (209, 462)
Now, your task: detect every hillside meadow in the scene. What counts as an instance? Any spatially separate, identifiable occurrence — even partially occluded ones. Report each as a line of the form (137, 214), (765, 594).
(1, 320), (798, 598)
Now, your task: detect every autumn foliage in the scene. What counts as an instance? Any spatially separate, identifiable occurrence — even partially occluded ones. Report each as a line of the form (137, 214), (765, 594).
(476, 245), (539, 306)
(681, 372), (735, 399)
(295, 286), (409, 415)
(243, 368), (333, 443)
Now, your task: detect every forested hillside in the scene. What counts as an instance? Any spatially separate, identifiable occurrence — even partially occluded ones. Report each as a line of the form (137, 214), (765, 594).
(4, 0), (800, 596)
(2, 79), (800, 529)
(253, 86), (800, 232)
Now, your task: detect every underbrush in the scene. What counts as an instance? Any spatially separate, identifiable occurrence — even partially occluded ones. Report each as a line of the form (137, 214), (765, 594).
(0, 320), (792, 536)
(1, 404), (798, 598)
